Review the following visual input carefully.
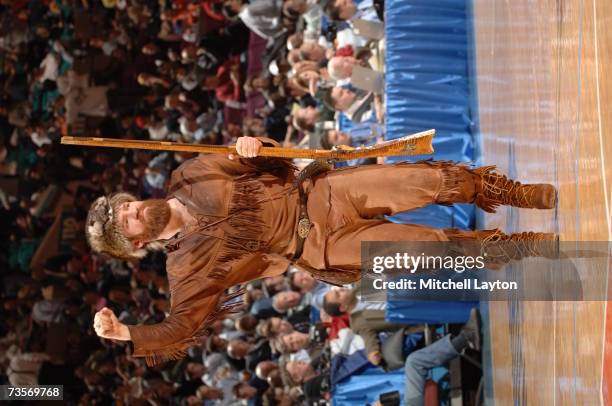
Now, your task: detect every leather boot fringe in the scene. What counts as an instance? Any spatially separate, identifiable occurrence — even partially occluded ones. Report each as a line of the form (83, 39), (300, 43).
(471, 165), (499, 213)
(444, 228), (502, 241)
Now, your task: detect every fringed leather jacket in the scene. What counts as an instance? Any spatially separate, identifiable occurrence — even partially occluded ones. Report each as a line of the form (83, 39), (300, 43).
(127, 137), (302, 366)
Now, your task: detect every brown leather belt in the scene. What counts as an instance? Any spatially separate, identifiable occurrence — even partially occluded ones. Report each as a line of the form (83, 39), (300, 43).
(293, 184), (311, 260)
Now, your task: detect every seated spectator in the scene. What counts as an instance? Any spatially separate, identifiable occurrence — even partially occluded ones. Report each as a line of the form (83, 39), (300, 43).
(164, 93), (202, 120)
(31, 298), (64, 325)
(282, 0), (309, 19)
(327, 55), (372, 81)
(275, 330), (311, 354)
(206, 335), (229, 353)
(282, 310), (313, 337)
(323, 287), (422, 366)
(180, 45), (220, 71)
(292, 106), (320, 133)
(280, 353), (331, 404)
(286, 33), (304, 51)
(236, 314), (259, 335)
(402, 309), (481, 406)
(255, 360), (278, 381)
(143, 118), (171, 141)
(5, 341), (50, 385)
(141, 41), (181, 60)
(175, 67), (205, 92)
(195, 384), (224, 402)
(288, 269), (329, 309)
(257, 316), (298, 340)
(250, 296), (283, 320)
(263, 275), (288, 296)
(272, 290), (306, 315)
(232, 0), (284, 41)
(287, 48), (304, 66)
(313, 120), (384, 166)
(298, 40), (331, 65)
(201, 353), (228, 386)
(186, 362), (206, 381)
(318, 127), (351, 149)
(323, 86), (383, 123)
(56, 71), (110, 126)
(225, 339), (249, 371)
(161, 3), (201, 26)
(227, 337), (273, 373)
(233, 381), (267, 405)
(292, 105), (335, 133)
(325, 0), (383, 22)
(291, 60), (327, 95)
(174, 361), (207, 398)
(245, 75), (273, 95)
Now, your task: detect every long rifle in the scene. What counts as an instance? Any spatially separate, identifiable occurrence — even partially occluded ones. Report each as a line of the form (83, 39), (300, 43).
(61, 129), (435, 161)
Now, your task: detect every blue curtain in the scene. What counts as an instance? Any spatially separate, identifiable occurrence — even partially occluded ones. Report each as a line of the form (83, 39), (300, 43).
(383, 0), (480, 335)
(384, 0), (475, 231)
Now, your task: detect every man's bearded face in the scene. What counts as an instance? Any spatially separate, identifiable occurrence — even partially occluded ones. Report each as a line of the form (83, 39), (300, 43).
(118, 199), (171, 242)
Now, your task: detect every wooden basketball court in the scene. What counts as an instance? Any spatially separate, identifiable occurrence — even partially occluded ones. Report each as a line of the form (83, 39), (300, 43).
(472, 0), (612, 403)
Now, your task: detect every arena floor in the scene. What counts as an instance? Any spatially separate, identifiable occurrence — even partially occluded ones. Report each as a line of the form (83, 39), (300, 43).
(472, 0), (612, 403)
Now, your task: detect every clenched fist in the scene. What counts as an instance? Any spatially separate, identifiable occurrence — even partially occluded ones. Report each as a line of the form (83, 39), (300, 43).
(93, 307), (131, 341)
(229, 136), (263, 160)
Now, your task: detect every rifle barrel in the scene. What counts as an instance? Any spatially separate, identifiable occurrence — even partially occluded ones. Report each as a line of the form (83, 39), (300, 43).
(61, 129), (435, 161)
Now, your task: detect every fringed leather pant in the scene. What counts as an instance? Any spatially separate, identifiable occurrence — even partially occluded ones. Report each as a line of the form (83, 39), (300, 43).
(298, 161), (549, 283)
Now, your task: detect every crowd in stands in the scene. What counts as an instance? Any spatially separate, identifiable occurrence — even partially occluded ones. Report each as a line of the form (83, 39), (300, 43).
(0, 0), (481, 405)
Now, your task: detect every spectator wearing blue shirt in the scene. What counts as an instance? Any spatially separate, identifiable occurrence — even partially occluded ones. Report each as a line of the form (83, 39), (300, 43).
(322, 86), (383, 124)
(323, 0), (381, 22)
(288, 268), (330, 310)
(312, 120), (384, 166)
